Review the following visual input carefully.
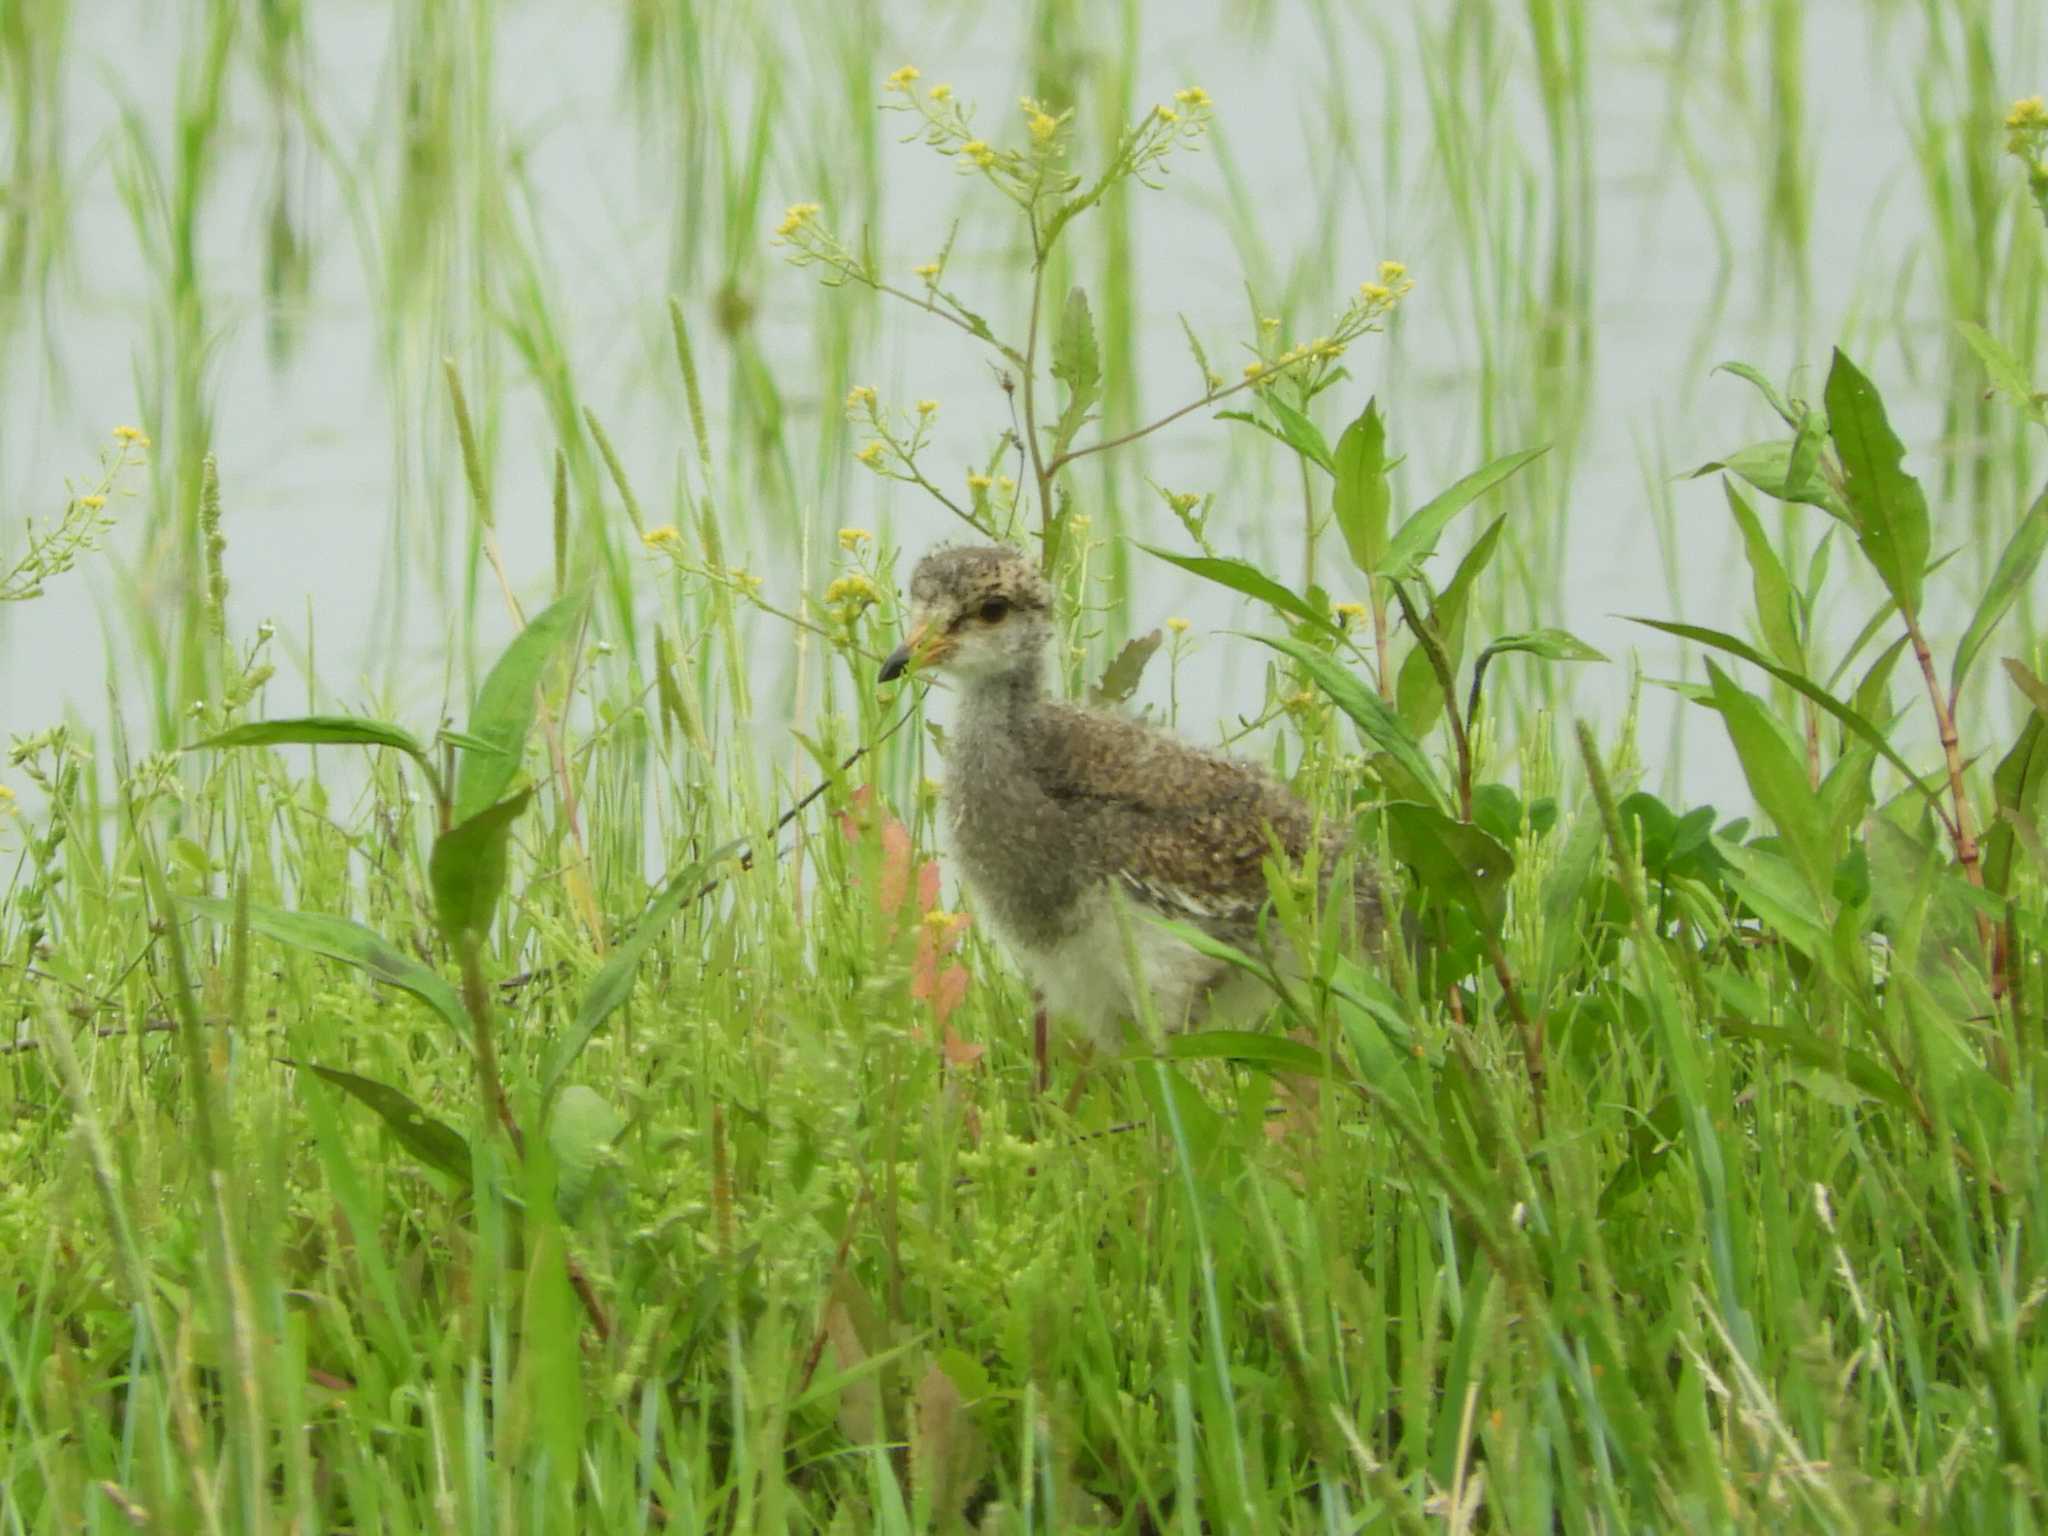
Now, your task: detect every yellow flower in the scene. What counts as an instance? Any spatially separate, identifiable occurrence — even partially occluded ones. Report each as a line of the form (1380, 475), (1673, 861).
(913, 261), (941, 280)
(930, 83), (953, 102)
(845, 384), (877, 411)
(1243, 360), (1266, 380)
(1021, 98), (1059, 144)
(113, 424), (148, 443)
(959, 140), (995, 169)
(1359, 281), (1392, 304)
(922, 907), (970, 938)
(1166, 617), (1191, 635)
(837, 527), (872, 550)
(886, 65), (921, 91)
(1378, 259), (1407, 284)
(854, 441), (887, 468)
(2007, 95), (2048, 131)
(1154, 105), (1180, 124)
(78, 495), (107, 510)
(774, 202), (822, 238)
(967, 473), (993, 491)
(917, 398), (938, 416)
(995, 475), (1016, 494)
(1174, 87), (1211, 110)
(1333, 602), (1367, 625)
(642, 524), (682, 550)
(825, 573), (882, 607)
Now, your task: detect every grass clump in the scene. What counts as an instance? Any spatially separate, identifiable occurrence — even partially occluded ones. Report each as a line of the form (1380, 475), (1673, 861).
(2, 40), (2048, 1536)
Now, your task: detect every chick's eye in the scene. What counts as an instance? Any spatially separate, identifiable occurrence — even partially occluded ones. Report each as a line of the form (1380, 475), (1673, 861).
(977, 597), (1011, 623)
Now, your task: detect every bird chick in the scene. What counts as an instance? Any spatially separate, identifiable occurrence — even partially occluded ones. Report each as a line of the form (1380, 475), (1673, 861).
(880, 542), (1380, 1042)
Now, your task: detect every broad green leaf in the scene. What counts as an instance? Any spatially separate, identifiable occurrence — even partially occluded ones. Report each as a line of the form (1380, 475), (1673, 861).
(454, 591), (587, 824)
(1383, 446), (1546, 577)
(1851, 634), (1910, 729)
(186, 896), (470, 1048)
(1382, 800), (1513, 934)
(1983, 713), (2047, 897)
(1249, 632), (1445, 809)
(1136, 544), (1334, 634)
(191, 715), (428, 760)
(1711, 1019), (1912, 1112)
(1721, 479), (1802, 672)
(291, 1060), (472, 1186)
(548, 1084), (626, 1220)
(1331, 399), (1392, 576)
(1628, 617), (1938, 809)
(1713, 360), (1799, 427)
(429, 789), (534, 942)
(1824, 349), (1930, 620)
(541, 849), (727, 1099)
(1952, 478), (2048, 697)
(1089, 629), (1164, 706)
(1714, 839), (1831, 962)
(1396, 515), (1506, 736)
(1161, 1030), (1325, 1076)
(1687, 441), (1847, 521)
(1261, 394), (1335, 473)
(1704, 661), (1830, 897)
(1049, 286), (1102, 455)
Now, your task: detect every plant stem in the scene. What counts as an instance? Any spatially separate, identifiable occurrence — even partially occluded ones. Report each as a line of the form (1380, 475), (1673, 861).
(1390, 579), (1473, 819)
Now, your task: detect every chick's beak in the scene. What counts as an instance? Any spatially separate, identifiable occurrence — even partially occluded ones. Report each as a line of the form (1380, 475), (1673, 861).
(879, 619), (944, 684)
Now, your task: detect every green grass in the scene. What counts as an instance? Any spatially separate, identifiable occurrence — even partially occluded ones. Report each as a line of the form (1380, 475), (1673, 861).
(4, 4), (2048, 1532)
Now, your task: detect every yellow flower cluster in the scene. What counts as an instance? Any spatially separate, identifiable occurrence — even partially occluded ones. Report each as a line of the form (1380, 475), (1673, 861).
(1174, 86), (1212, 111)
(845, 384), (877, 412)
(642, 524), (682, 551)
(854, 441), (887, 468)
(917, 398), (938, 416)
(1021, 97), (1059, 145)
(1359, 258), (1416, 308)
(78, 495), (106, 510)
(774, 202), (821, 239)
(913, 261), (941, 281)
(113, 424), (150, 447)
(837, 527), (872, 551)
(930, 83), (953, 102)
(825, 572), (882, 608)
(1332, 601), (1367, 625)
(2009, 95), (2048, 158)
(967, 473), (993, 491)
(958, 140), (996, 169)
(886, 65), (921, 92)
(1166, 616), (1191, 635)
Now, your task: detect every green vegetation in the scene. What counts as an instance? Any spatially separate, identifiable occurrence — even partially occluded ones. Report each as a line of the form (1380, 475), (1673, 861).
(4, 5), (2048, 1532)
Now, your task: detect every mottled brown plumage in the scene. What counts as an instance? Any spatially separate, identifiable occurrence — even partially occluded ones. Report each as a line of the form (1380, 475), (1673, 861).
(881, 542), (1381, 1039)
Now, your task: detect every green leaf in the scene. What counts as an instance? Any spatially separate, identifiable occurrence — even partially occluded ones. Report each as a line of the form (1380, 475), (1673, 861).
(1477, 628), (1606, 666)
(1710, 1019), (1913, 1112)
(1049, 286), (1102, 456)
(1713, 360), (1800, 427)
(1261, 394), (1335, 473)
(1956, 320), (2038, 410)
(190, 715), (428, 760)
(1089, 629), (1164, 706)
(1382, 800), (1513, 934)
(290, 1060), (471, 1186)
(2008, 657), (2048, 721)
(1982, 713), (2047, 897)
(548, 1084), (625, 1220)
(1136, 544), (1334, 635)
(1395, 515), (1506, 737)
(1687, 441), (1847, 521)
(1721, 478), (1802, 672)
(1703, 660), (1830, 897)
(1331, 399), (1391, 576)
(429, 789), (534, 942)
(541, 849), (729, 1100)
(1824, 349), (1931, 620)
(1627, 617), (1939, 810)
(1159, 1030), (1325, 1076)
(186, 896), (470, 1048)
(1383, 446), (1546, 578)
(1248, 632), (1445, 809)
(454, 591), (586, 825)
(1952, 478), (2048, 698)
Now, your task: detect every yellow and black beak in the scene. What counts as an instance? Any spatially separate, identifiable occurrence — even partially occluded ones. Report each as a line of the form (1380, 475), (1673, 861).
(879, 619), (949, 683)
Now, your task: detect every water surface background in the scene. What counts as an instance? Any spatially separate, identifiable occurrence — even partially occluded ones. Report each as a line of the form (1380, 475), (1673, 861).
(3, 0), (2044, 816)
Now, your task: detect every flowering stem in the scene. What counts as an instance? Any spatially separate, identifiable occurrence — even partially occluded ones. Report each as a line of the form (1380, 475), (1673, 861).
(1045, 368), (1272, 478)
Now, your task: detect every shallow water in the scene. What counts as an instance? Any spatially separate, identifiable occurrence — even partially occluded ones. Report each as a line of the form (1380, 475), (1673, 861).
(3, 0), (2043, 815)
